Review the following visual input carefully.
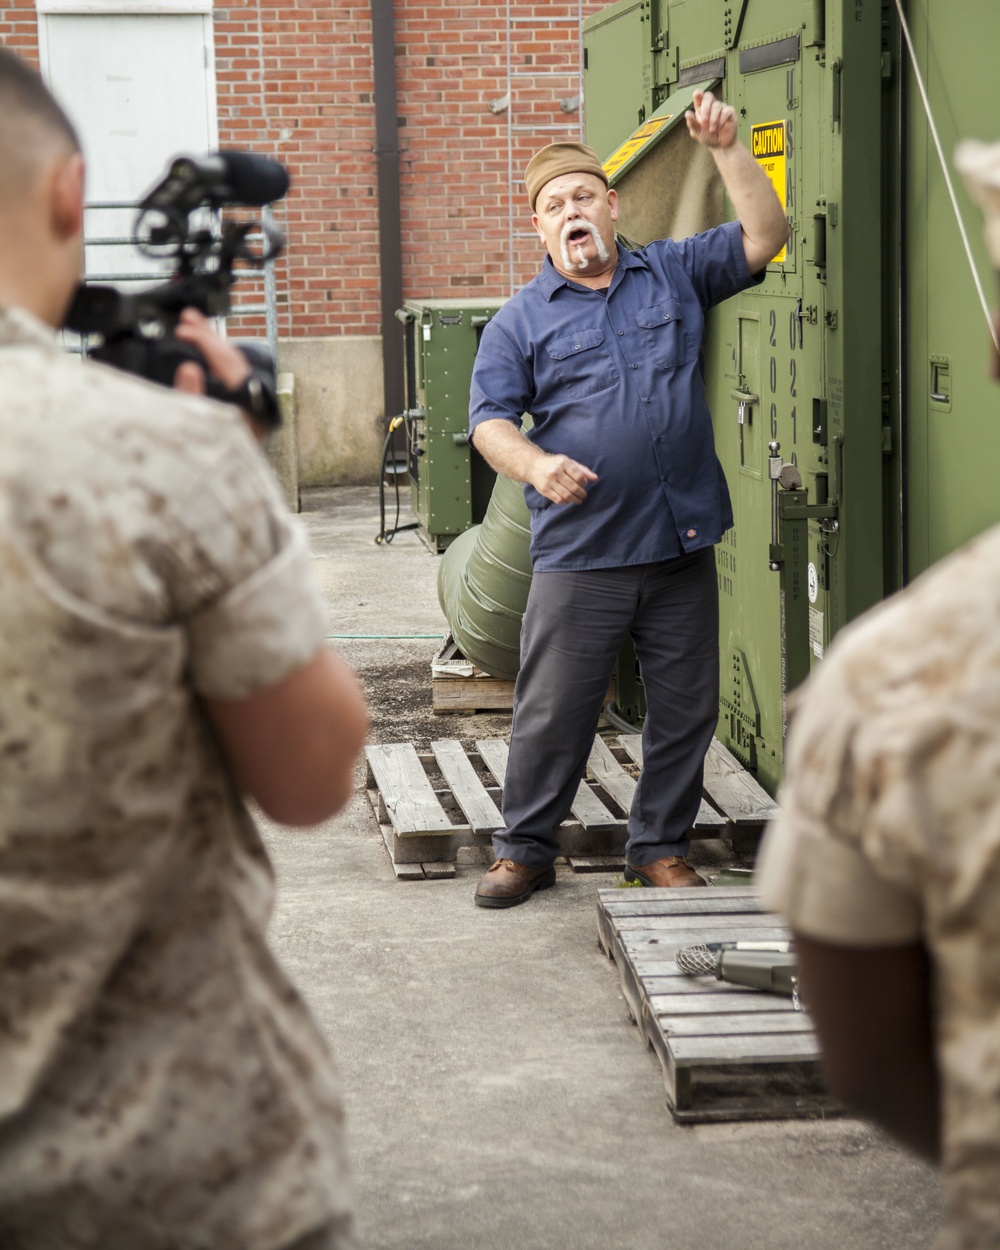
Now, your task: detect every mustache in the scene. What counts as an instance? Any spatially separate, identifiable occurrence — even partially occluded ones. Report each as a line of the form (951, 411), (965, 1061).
(561, 219), (601, 245)
(559, 218), (609, 269)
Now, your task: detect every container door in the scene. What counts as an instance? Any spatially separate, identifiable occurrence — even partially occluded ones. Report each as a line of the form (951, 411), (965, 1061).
(701, 0), (886, 791)
(903, 0), (1000, 575)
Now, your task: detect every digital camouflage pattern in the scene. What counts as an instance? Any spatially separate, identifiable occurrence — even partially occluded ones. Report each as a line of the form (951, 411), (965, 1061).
(0, 307), (355, 1249)
(758, 525), (1000, 1250)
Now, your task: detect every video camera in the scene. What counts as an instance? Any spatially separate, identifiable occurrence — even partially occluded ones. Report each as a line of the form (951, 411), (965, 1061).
(64, 150), (290, 429)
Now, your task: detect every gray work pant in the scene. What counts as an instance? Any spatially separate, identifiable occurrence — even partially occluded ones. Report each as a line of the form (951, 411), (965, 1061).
(493, 548), (719, 869)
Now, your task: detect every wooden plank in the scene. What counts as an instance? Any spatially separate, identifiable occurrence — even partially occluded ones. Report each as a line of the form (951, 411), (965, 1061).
(693, 805), (727, 835)
(431, 740), (502, 833)
(656, 1012), (813, 1037)
(605, 929), (648, 1032)
(598, 886), (760, 906)
(623, 927), (789, 955)
(615, 735), (726, 832)
(653, 1036), (830, 1122)
(648, 991), (796, 1015)
(620, 919), (782, 945)
(422, 862), (457, 879)
(671, 1033), (821, 1064)
(704, 738), (779, 827)
(392, 862), (426, 881)
(389, 828), (468, 865)
(432, 678), (517, 713)
(476, 738), (510, 788)
(477, 737), (619, 830)
(365, 743), (456, 835)
(617, 733), (644, 767)
(568, 780), (619, 829)
(568, 856), (626, 873)
(596, 900), (618, 958)
(587, 736), (636, 812)
(614, 913), (776, 933)
(376, 821), (425, 879)
(640, 975), (759, 996)
(627, 936), (790, 967)
(598, 895), (762, 917)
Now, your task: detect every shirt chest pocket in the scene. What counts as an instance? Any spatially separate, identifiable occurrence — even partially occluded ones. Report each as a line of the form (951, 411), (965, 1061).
(635, 299), (689, 371)
(545, 328), (619, 398)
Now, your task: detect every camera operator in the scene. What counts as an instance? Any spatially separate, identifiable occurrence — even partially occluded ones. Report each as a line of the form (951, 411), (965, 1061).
(0, 47), (366, 1250)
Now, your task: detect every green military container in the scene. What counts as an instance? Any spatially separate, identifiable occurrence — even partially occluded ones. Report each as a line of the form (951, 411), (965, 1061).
(902, 5), (1000, 574)
(580, 0), (1000, 793)
(397, 298), (504, 551)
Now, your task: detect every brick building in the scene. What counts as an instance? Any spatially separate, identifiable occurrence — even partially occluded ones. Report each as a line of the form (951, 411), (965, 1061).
(2, 1), (607, 484)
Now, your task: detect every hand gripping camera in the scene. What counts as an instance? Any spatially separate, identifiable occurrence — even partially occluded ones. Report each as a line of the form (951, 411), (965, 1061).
(64, 150), (290, 429)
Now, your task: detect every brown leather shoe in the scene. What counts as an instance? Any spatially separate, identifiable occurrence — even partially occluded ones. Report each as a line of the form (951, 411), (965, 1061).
(625, 857), (708, 888)
(475, 858), (556, 909)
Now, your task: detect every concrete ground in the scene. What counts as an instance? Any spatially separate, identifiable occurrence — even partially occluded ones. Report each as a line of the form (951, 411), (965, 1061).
(259, 486), (942, 1250)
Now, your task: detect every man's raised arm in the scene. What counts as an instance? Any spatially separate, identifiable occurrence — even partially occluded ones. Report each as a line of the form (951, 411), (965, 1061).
(686, 88), (790, 273)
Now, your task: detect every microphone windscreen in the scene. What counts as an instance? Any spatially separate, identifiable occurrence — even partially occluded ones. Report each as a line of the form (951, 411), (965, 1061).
(218, 151), (290, 205)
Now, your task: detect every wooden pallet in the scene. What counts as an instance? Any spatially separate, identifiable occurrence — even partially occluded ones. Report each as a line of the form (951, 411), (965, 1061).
(615, 734), (778, 848)
(430, 637), (520, 713)
(430, 635), (615, 713)
(365, 734), (776, 879)
(597, 886), (836, 1123)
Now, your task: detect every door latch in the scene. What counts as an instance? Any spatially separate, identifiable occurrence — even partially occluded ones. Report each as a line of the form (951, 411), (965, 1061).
(731, 386), (759, 426)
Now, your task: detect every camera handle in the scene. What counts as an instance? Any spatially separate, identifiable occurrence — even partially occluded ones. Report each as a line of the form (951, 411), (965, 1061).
(207, 366), (280, 431)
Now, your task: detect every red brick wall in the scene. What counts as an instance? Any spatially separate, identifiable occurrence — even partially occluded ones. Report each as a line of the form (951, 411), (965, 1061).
(213, 1), (608, 337)
(393, 3), (606, 304)
(2, 2), (607, 338)
(0, 0), (40, 64)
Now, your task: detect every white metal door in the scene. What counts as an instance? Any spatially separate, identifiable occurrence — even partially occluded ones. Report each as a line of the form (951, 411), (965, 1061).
(37, 2), (217, 279)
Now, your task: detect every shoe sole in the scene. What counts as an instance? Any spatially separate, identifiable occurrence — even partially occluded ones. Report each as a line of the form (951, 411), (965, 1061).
(624, 865), (708, 888)
(474, 866), (557, 909)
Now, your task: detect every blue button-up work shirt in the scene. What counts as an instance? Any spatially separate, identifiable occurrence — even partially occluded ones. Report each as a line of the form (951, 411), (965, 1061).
(469, 221), (763, 571)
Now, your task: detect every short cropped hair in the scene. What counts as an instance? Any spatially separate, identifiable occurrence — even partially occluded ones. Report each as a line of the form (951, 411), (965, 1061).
(0, 47), (80, 199)
(0, 47), (79, 151)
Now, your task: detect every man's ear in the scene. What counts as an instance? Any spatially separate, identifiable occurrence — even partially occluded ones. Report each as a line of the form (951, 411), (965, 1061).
(50, 152), (85, 240)
(607, 187), (619, 223)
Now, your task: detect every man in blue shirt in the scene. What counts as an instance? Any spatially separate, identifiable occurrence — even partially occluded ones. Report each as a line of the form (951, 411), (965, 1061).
(469, 90), (789, 908)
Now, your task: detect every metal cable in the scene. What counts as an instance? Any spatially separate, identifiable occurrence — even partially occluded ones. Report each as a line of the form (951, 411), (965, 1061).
(675, 944), (721, 976)
(893, 0), (1000, 352)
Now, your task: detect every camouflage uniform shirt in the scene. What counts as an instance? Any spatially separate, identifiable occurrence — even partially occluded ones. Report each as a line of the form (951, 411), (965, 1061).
(757, 525), (1000, 1250)
(0, 307), (354, 1250)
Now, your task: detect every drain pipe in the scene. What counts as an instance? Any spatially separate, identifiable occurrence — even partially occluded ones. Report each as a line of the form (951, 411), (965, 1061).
(370, 0), (405, 433)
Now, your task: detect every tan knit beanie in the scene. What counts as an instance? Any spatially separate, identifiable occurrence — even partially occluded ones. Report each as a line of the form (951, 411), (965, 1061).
(525, 141), (609, 210)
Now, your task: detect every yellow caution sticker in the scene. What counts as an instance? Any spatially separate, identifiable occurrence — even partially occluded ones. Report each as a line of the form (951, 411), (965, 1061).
(603, 115), (674, 179)
(751, 119), (787, 263)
